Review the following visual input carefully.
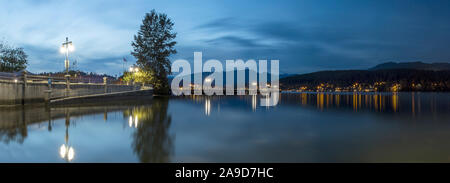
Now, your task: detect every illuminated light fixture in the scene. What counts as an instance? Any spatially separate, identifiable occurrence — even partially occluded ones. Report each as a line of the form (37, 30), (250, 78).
(68, 44), (75, 52)
(129, 66), (139, 73)
(59, 46), (66, 54)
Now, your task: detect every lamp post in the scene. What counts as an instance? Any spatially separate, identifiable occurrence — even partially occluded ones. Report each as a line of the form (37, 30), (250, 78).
(129, 66), (139, 86)
(60, 37), (74, 90)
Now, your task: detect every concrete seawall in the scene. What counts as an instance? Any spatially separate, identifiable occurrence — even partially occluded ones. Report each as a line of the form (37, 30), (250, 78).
(50, 89), (153, 106)
(0, 80), (142, 106)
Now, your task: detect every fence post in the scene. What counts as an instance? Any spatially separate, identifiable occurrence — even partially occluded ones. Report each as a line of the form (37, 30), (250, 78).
(65, 74), (70, 97)
(65, 75), (70, 90)
(45, 78), (52, 103)
(103, 77), (108, 93)
(22, 71), (27, 105)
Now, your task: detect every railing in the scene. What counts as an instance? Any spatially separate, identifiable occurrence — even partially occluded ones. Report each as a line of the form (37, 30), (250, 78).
(48, 84), (145, 100)
(0, 71), (151, 101)
(0, 71), (117, 84)
(0, 71), (66, 84)
(50, 88), (109, 99)
(0, 72), (21, 83)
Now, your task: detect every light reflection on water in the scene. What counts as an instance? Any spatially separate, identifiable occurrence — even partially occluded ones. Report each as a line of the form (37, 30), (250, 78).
(0, 92), (449, 162)
(272, 92), (447, 115)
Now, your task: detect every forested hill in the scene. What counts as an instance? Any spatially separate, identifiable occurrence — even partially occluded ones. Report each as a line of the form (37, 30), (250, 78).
(280, 62), (450, 92)
(369, 61), (450, 71)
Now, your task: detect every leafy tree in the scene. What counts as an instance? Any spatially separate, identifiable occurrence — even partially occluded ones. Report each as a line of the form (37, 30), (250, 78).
(122, 70), (153, 85)
(134, 69), (153, 85)
(122, 71), (134, 84)
(131, 10), (177, 94)
(0, 42), (28, 72)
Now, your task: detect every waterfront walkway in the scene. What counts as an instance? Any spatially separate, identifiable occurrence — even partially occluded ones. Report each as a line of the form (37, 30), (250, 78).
(0, 71), (153, 106)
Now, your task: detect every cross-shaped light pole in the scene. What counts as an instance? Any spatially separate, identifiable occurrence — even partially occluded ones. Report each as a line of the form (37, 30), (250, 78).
(60, 37), (74, 90)
(60, 37), (74, 75)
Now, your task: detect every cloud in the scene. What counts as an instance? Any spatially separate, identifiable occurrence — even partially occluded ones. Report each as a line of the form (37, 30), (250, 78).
(0, 0), (136, 74)
(2, 0), (450, 75)
(195, 17), (237, 30)
(204, 36), (266, 48)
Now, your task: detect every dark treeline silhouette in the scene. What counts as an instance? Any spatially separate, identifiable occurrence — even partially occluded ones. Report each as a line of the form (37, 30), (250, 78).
(38, 70), (119, 83)
(39, 70), (114, 78)
(369, 61), (450, 71)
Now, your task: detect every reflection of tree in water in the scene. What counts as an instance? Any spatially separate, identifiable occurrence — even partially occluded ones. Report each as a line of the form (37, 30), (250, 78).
(0, 126), (27, 144)
(0, 108), (28, 144)
(130, 97), (173, 163)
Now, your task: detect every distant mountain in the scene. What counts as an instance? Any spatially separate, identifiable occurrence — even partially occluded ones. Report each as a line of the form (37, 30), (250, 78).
(279, 73), (295, 79)
(370, 61), (450, 71)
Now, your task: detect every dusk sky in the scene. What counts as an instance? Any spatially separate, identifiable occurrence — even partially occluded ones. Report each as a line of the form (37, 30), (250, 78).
(1, 0), (450, 76)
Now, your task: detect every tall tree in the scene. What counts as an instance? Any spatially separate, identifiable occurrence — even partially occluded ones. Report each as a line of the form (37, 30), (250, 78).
(131, 10), (177, 94)
(0, 42), (28, 72)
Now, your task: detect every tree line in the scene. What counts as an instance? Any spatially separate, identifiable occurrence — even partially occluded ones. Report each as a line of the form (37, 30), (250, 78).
(0, 41), (28, 72)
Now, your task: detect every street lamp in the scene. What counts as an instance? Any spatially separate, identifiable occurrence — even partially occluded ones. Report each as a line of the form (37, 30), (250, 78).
(129, 66), (139, 73)
(61, 37), (74, 90)
(60, 37), (74, 75)
(129, 66), (139, 86)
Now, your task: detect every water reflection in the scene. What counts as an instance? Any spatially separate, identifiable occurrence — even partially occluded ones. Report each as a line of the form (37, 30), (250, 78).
(60, 114), (75, 162)
(0, 98), (172, 163)
(282, 92), (449, 115)
(252, 94), (257, 111)
(126, 98), (173, 163)
(205, 98), (211, 116)
(59, 144), (75, 162)
(0, 107), (28, 144)
(128, 115), (139, 128)
(0, 93), (449, 162)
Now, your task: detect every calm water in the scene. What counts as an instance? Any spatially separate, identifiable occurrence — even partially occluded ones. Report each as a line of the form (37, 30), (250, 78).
(1, 92), (450, 163)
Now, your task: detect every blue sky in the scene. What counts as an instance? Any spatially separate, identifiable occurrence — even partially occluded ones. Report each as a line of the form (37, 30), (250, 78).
(1, 0), (450, 76)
